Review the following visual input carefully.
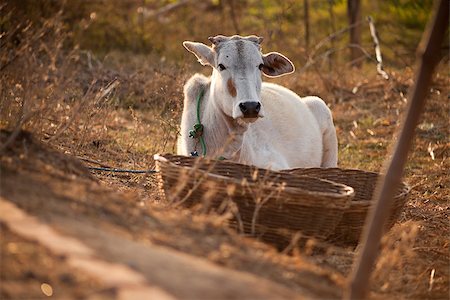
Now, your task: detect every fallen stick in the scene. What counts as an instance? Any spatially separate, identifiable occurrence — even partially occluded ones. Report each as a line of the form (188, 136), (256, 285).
(77, 156), (112, 168)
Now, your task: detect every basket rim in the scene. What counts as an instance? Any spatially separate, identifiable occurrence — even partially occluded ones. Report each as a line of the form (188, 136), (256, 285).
(286, 167), (380, 175)
(154, 154), (355, 199)
(285, 167), (411, 205)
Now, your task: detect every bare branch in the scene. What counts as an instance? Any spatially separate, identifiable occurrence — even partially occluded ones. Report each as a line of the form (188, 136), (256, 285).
(311, 19), (367, 57)
(47, 79), (119, 143)
(368, 16), (389, 80)
(140, 0), (191, 19)
(300, 43), (375, 74)
(301, 20), (369, 74)
(0, 111), (36, 154)
(76, 156), (112, 168)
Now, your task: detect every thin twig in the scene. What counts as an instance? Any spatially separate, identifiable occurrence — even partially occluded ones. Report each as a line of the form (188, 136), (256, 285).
(47, 81), (96, 142)
(281, 231), (303, 255)
(76, 156), (112, 168)
(48, 79), (119, 143)
(249, 173), (285, 236)
(0, 111), (36, 154)
(367, 16), (389, 80)
(171, 158), (221, 207)
(301, 43), (376, 73)
(140, 0), (191, 19)
(428, 269), (436, 291)
(309, 19), (368, 60)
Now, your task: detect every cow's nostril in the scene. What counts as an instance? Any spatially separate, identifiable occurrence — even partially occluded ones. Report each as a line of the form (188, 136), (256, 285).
(239, 101), (261, 118)
(239, 102), (248, 113)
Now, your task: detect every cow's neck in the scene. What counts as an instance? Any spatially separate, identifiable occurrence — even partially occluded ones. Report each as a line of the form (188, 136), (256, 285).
(202, 87), (247, 160)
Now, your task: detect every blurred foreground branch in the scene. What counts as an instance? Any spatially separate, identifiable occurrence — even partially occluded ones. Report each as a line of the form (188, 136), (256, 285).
(347, 1), (449, 298)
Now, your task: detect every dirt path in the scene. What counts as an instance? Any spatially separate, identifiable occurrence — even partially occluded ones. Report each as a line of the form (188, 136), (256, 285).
(0, 131), (342, 299)
(1, 225), (111, 299)
(1, 198), (304, 300)
(1, 199), (173, 300)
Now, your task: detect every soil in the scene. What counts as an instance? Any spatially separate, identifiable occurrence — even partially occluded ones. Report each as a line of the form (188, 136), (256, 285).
(1, 225), (111, 299)
(0, 131), (342, 299)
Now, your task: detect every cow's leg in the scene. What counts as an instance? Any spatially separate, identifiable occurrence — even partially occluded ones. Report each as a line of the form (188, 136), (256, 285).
(303, 96), (338, 167)
(321, 120), (338, 167)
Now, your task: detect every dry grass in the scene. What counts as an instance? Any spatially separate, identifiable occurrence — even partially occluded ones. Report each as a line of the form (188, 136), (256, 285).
(1, 7), (448, 299)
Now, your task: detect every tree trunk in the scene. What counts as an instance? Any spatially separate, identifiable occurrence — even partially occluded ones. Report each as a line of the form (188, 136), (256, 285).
(304, 0), (310, 51)
(227, 0), (240, 34)
(328, 0), (336, 70)
(347, 0), (362, 67)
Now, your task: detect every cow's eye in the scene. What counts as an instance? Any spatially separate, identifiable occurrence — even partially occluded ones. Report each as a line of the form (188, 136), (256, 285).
(218, 64), (226, 71)
(258, 63), (264, 70)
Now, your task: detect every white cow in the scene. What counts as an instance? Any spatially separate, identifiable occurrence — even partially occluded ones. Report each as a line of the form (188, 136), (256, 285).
(178, 35), (338, 171)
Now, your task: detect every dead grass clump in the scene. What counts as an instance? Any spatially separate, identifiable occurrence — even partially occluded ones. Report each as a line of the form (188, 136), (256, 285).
(0, 5), (183, 174)
(0, 7), (112, 150)
(371, 221), (420, 294)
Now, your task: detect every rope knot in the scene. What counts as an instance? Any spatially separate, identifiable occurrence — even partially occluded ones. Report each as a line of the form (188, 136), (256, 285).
(189, 123), (204, 139)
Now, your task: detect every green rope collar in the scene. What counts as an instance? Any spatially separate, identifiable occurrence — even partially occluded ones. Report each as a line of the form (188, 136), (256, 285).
(188, 90), (226, 161)
(189, 89), (207, 156)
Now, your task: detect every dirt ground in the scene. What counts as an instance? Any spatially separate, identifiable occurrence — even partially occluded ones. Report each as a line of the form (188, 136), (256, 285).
(1, 130), (343, 300)
(1, 60), (448, 299)
(1, 224), (111, 299)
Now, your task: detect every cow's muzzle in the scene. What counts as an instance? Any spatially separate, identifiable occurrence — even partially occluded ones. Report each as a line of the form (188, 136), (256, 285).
(239, 101), (261, 118)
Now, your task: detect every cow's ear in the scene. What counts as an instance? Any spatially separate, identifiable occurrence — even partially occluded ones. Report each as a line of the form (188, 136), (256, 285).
(261, 52), (295, 77)
(208, 35), (228, 46)
(243, 35), (263, 45)
(183, 41), (215, 67)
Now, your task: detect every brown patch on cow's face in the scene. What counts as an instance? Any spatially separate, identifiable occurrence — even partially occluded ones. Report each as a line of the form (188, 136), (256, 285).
(227, 78), (237, 97)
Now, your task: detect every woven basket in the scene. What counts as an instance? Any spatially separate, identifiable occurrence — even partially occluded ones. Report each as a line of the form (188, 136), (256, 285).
(285, 168), (411, 245)
(154, 154), (354, 242)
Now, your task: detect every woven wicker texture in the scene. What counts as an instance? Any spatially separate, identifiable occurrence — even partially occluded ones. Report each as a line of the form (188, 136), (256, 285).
(154, 154), (354, 242)
(286, 168), (410, 245)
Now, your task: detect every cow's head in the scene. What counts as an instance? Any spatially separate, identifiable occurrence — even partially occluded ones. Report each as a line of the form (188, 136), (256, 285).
(183, 35), (294, 123)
